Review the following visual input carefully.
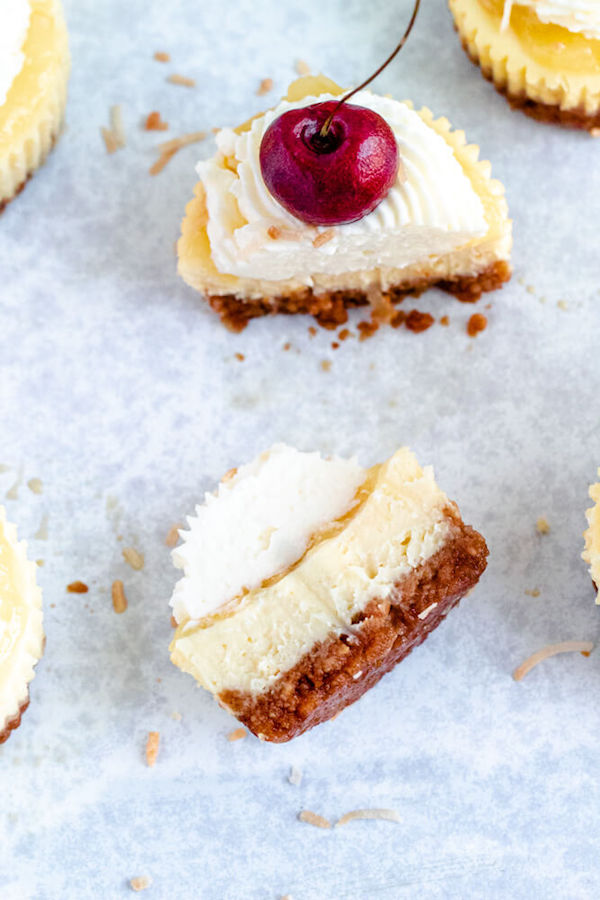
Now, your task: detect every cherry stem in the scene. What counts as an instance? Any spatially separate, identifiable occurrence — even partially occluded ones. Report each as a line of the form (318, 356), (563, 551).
(319, 0), (422, 139)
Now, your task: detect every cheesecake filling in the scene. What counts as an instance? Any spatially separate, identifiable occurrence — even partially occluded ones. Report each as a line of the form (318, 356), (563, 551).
(583, 473), (600, 593)
(0, 508), (43, 728)
(171, 448), (453, 696)
(0, 0), (31, 107)
(198, 91), (487, 285)
(170, 444), (365, 624)
(501, 0), (600, 39)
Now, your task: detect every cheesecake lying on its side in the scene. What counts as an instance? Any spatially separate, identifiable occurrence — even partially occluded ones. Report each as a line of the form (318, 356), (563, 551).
(169, 445), (488, 742)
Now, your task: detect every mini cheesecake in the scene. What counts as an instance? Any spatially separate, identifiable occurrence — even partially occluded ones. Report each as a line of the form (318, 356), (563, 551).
(0, 0), (70, 211)
(0, 507), (44, 744)
(449, 0), (600, 129)
(169, 445), (488, 742)
(583, 472), (600, 595)
(178, 75), (512, 331)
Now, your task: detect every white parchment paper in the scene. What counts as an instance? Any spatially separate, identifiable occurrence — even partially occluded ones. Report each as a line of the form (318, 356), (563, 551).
(1, 0), (599, 897)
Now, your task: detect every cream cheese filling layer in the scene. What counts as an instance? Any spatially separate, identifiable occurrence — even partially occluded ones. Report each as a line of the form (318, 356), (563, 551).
(0, 507), (43, 728)
(502, 0), (600, 38)
(171, 448), (452, 696)
(198, 91), (487, 285)
(0, 0), (31, 107)
(583, 472), (600, 594)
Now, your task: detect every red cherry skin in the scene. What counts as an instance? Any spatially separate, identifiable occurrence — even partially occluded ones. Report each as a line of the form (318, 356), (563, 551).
(259, 101), (400, 227)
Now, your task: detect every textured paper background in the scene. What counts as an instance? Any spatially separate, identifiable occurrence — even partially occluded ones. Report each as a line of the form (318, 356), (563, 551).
(1, 0), (599, 897)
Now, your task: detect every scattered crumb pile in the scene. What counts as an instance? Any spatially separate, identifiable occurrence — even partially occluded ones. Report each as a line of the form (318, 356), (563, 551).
(513, 641), (594, 681)
(145, 731), (160, 767)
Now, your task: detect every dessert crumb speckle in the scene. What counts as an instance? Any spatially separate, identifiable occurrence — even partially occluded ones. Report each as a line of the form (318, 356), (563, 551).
(122, 547), (144, 571)
(312, 229), (335, 248)
(170, 615), (177, 628)
(467, 313), (487, 337)
(6, 466), (23, 500)
(357, 320), (379, 341)
(335, 808), (401, 826)
(144, 111), (168, 131)
(308, 326), (317, 337)
(338, 328), (351, 341)
(167, 73), (196, 87)
(526, 284), (535, 295)
(296, 59), (311, 75)
(130, 876), (152, 892)
(27, 477), (43, 495)
(299, 810), (331, 829)
(145, 731), (160, 767)
(67, 581), (88, 594)
(288, 766), (303, 786)
(331, 342), (339, 350)
(320, 360), (332, 372)
(235, 352), (245, 362)
(406, 310), (434, 333)
(536, 517), (550, 534)
(171, 711), (182, 721)
(34, 514), (48, 540)
(36, 559), (44, 567)
(257, 77), (274, 96)
(557, 300), (568, 311)
(525, 588), (541, 597)
(112, 580), (127, 613)
(227, 727), (247, 742)
(440, 315), (450, 327)
(283, 342), (291, 351)
(165, 524), (183, 548)
(154, 51), (170, 62)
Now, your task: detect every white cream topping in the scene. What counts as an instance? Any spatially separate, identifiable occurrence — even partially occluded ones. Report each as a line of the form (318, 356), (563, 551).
(198, 91), (487, 284)
(0, 0), (31, 107)
(502, 0), (600, 39)
(170, 444), (365, 623)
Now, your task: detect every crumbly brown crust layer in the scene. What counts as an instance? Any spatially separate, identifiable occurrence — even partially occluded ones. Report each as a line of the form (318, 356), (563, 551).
(219, 513), (488, 742)
(459, 36), (600, 131)
(208, 260), (511, 332)
(0, 697), (30, 745)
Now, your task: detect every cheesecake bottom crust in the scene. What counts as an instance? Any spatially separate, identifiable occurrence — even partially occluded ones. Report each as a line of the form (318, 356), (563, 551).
(0, 697), (30, 745)
(459, 37), (600, 131)
(219, 513), (488, 742)
(208, 259), (511, 332)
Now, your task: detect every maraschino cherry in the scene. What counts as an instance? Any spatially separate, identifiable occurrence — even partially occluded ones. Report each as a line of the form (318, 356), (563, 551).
(259, 0), (421, 227)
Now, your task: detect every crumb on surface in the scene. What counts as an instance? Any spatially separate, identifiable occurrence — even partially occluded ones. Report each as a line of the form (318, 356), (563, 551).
(536, 517), (550, 535)
(390, 310), (406, 329)
(288, 766), (303, 786)
(154, 51), (170, 62)
(513, 641), (594, 681)
(308, 326), (317, 337)
(525, 588), (541, 597)
(331, 342), (339, 350)
(227, 727), (247, 742)
(526, 284), (535, 295)
(320, 360), (332, 372)
(357, 320), (379, 341)
(299, 810), (331, 829)
(222, 467), (238, 482)
(257, 77), (274, 96)
(440, 315), (450, 326)
(335, 808), (401, 826)
(557, 300), (568, 311)
(145, 731), (160, 767)
(170, 615), (178, 628)
(67, 581), (88, 594)
(145, 111), (168, 131)
(235, 352), (245, 361)
(338, 328), (351, 341)
(312, 229), (335, 249)
(34, 514), (48, 540)
(112, 580), (127, 613)
(165, 524), (182, 548)
(466, 313), (487, 337)
(171, 711), (182, 721)
(167, 73), (196, 87)
(36, 559), (44, 567)
(405, 310), (435, 333)
(110, 105), (126, 147)
(27, 477), (43, 495)
(130, 875), (152, 892)
(296, 59), (311, 75)
(122, 547), (144, 571)
(149, 148), (177, 175)
(283, 342), (291, 351)
(101, 126), (119, 154)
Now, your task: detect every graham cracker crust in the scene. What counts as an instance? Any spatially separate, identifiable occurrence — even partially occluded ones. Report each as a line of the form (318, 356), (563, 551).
(0, 697), (30, 745)
(459, 36), (600, 131)
(208, 259), (511, 332)
(219, 512), (488, 742)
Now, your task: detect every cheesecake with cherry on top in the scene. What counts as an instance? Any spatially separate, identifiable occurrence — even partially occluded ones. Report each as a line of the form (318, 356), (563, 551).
(177, 75), (512, 331)
(169, 445), (488, 743)
(449, 0), (600, 129)
(0, 0), (70, 211)
(0, 507), (44, 744)
(583, 472), (600, 595)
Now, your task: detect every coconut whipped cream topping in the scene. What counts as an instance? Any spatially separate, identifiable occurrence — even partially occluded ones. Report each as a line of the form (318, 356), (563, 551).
(198, 91), (487, 284)
(170, 444), (365, 623)
(502, 0), (600, 39)
(0, 0), (31, 107)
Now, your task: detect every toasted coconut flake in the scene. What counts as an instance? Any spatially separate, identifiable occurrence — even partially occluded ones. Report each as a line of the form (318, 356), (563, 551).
(110, 105), (126, 148)
(165, 523), (183, 548)
(320, 360), (332, 372)
(154, 51), (170, 62)
(513, 641), (594, 681)
(257, 77), (274, 96)
(34, 514), (48, 540)
(27, 477), (43, 495)
(145, 731), (160, 767)
(101, 126), (119, 154)
(130, 875), (152, 892)
(67, 581), (88, 594)
(112, 580), (127, 614)
(335, 808), (401, 827)
(167, 73), (196, 88)
(296, 59), (311, 75)
(158, 131), (207, 153)
(227, 727), (247, 742)
(299, 810), (331, 829)
(145, 111), (169, 131)
(525, 588), (540, 597)
(288, 766), (303, 786)
(149, 148), (177, 176)
(122, 547), (144, 571)
(536, 517), (550, 534)
(313, 229), (335, 249)
(170, 615), (178, 628)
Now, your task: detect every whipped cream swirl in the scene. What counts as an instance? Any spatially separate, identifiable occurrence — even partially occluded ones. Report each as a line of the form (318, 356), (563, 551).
(198, 91), (487, 284)
(502, 0), (600, 39)
(0, 0), (31, 107)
